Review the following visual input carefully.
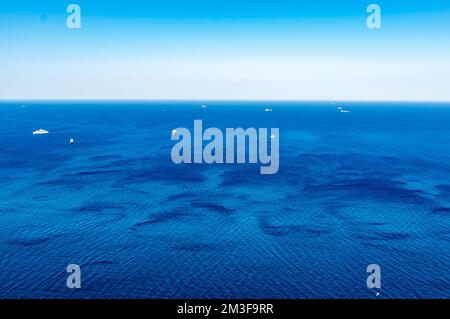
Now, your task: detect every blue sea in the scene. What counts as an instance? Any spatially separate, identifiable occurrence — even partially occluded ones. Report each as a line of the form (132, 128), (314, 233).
(0, 101), (449, 299)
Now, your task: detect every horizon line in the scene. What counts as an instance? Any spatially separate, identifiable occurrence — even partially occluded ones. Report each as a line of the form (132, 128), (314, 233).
(1, 99), (450, 103)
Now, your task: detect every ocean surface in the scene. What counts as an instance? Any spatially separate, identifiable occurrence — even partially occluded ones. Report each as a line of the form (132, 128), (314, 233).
(0, 101), (449, 299)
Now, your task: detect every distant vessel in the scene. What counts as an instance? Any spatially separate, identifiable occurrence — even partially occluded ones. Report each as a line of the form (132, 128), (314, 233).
(32, 129), (49, 135)
(337, 106), (350, 113)
(201, 105), (207, 109)
(69, 138), (75, 144)
(264, 108), (272, 112)
(171, 129), (177, 137)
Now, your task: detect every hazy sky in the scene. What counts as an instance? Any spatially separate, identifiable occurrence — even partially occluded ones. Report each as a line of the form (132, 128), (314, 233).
(1, 0), (449, 101)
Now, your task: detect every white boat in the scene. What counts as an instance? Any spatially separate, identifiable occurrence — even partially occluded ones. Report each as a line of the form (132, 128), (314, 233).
(69, 138), (75, 144)
(171, 129), (177, 137)
(340, 109), (351, 113)
(32, 129), (49, 135)
(264, 108), (272, 112)
(201, 105), (207, 109)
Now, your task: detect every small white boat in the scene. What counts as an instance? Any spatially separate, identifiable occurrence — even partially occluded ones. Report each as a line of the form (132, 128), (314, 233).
(201, 105), (207, 109)
(32, 129), (49, 135)
(69, 138), (75, 144)
(171, 129), (177, 137)
(264, 108), (272, 112)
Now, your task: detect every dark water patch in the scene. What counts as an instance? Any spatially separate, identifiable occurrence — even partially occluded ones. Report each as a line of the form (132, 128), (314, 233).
(110, 186), (149, 195)
(190, 200), (236, 215)
(362, 242), (387, 248)
(304, 178), (429, 205)
(376, 231), (411, 241)
(404, 157), (450, 173)
(356, 231), (411, 241)
(167, 192), (197, 201)
(258, 217), (332, 237)
(77, 203), (125, 213)
(133, 220), (156, 227)
(72, 202), (127, 219)
(292, 153), (450, 182)
(0, 159), (38, 169)
(5, 234), (63, 247)
(32, 195), (48, 200)
(35, 178), (87, 189)
(236, 194), (252, 201)
(173, 243), (221, 252)
(84, 260), (117, 267)
(67, 169), (128, 177)
(0, 208), (19, 213)
(220, 167), (275, 187)
(0, 176), (16, 184)
(435, 184), (450, 196)
(359, 241), (418, 256)
(300, 227), (333, 237)
(435, 229), (450, 242)
(89, 154), (123, 162)
(102, 156), (154, 168)
(365, 222), (387, 226)
(133, 208), (190, 227)
(432, 207), (450, 215)
(48, 126), (78, 132)
(428, 277), (450, 291)
(86, 155), (160, 171)
(125, 165), (204, 184)
(322, 202), (348, 216)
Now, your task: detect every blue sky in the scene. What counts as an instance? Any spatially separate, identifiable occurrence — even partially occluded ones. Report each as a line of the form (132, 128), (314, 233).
(1, 0), (450, 100)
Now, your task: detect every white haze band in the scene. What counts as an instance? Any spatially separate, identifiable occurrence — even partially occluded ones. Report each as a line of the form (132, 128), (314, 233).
(171, 120), (279, 175)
